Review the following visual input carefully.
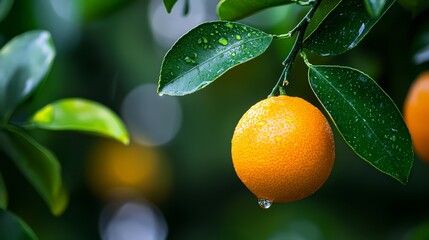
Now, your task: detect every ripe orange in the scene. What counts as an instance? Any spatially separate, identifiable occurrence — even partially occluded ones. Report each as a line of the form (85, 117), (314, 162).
(403, 71), (429, 163)
(231, 95), (335, 206)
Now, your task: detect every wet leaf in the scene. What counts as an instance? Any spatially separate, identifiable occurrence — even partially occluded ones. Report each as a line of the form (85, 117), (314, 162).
(163, 0), (178, 13)
(364, 0), (386, 17)
(308, 65), (413, 184)
(303, 0), (394, 56)
(398, 0), (429, 16)
(0, 0), (14, 22)
(0, 127), (68, 215)
(0, 31), (55, 120)
(217, 0), (293, 21)
(27, 98), (129, 145)
(159, 21), (272, 96)
(0, 209), (38, 240)
(0, 171), (7, 208)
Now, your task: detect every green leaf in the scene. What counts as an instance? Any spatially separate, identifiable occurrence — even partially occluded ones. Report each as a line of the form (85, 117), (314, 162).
(27, 98), (129, 145)
(159, 21), (273, 96)
(0, 127), (68, 215)
(398, 0), (429, 15)
(303, 0), (394, 56)
(163, 0), (178, 13)
(308, 65), (413, 184)
(0, 170), (7, 209)
(0, 0), (14, 22)
(217, 0), (293, 21)
(0, 31), (55, 120)
(0, 209), (38, 240)
(304, 0), (343, 39)
(364, 0), (387, 17)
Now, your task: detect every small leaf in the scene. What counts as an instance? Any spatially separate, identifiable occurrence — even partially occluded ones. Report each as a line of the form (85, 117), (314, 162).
(304, 0), (343, 39)
(217, 0), (293, 21)
(0, 30), (55, 120)
(364, 0), (387, 18)
(304, 0), (394, 56)
(0, 209), (38, 240)
(0, 0), (14, 22)
(163, 0), (178, 13)
(308, 65), (413, 184)
(27, 98), (129, 145)
(0, 170), (7, 208)
(398, 0), (429, 16)
(159, 21), (272, 96)
(0, 127), (68, 215)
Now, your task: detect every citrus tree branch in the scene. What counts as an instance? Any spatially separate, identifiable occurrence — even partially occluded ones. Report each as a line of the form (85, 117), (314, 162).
(269, 0), (320, 97)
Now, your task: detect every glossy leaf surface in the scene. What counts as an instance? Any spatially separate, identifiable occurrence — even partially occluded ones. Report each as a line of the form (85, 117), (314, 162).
(217, 0), (293, 21)
(0, 127), (68, 215)
(0, 209), (38, 240)
(364, 0), (386, 17)
(0, 0), (13, 22)
(159, 21), (272, 96)
(28, 98), (129, 145)
(163, 0), (178, 13)
(308, 65), (413, 184)
(0, 171), (6, 208)
(304, 0), (394, 56)
(0, 31), (55, 120)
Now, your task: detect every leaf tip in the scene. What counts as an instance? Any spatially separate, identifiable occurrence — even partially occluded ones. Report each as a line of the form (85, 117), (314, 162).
(216, 0), (226, 20)
(51, 187), (68, 216)
(163, 0), (176, 13)
(120, 135), (130, 146)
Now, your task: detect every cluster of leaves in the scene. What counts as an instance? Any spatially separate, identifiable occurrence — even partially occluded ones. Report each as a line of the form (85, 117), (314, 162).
(159, 0), (417, 184)
(0, 4), (129, 239)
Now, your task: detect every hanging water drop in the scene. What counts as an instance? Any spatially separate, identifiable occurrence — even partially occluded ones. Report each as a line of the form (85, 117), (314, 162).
(225, 23), (233, 29)
(258, 199), (272, 209)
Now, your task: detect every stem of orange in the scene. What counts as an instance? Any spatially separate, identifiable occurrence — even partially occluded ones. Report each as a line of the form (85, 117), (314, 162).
(269, 0), (320, 97)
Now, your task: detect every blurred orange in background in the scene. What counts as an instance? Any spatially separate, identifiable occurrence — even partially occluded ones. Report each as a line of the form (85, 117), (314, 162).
(86, 140), (172, 204)
(404, 71), (429, 163)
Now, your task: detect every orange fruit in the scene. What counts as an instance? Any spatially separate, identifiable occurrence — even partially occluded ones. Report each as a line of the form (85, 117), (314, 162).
(87, 140), (172, 203)
(231, 95), (335, 206)
(404, 71), (429, 162)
